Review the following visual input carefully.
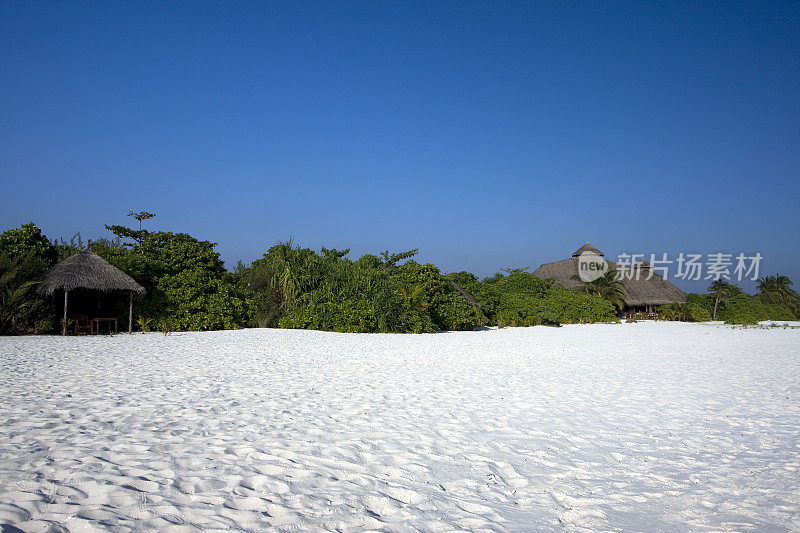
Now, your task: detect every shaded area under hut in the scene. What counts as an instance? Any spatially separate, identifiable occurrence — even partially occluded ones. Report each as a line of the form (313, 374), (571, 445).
(36, 249), (145, 334)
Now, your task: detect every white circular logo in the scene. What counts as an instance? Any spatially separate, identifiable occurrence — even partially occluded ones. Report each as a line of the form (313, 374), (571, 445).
(577, 251), (609, 282)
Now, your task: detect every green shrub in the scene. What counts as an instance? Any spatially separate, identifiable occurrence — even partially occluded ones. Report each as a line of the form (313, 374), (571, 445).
(245, 245), (483, 334)
(394, 261), (483, 331)
(545, 288), (618, 324)
(763, 304), (796, 321)
(157, 270), (249, 330)
(136, 316), (153, 332)
(687, 303), (713, 322)
(0, 222), (57, 266)
(475, 272), (617, 327)
(0, 223), (56, 335)
(754, 290), (800, 319)
(93, 229), (250, 331)
(718, 293), (796, 324)
(496, 295), (561, 326)
(685, 293), (716, 317)
(657, 302), (712, 322)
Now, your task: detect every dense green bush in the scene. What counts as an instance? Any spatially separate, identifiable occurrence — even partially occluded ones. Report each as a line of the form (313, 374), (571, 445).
(685, 293), (716, 317)
(394, 261), (483, 331)
(681, 291), (796, 324)
(0, 222), (58, 266)
(0, 250), (53, 334)
(718, 293), (796, 324)
(244, 243), (483, 333)
(495, 295), (560, 326)
(466, 272), (617, 326)
(662, 292), (796, 324)
(544, 287), (619, 324)
(754, 290), (800, 319)
(4, 220), (797, 335)
(657, 302), (712, 322)
(95, 228), (251, 331)
(0, 223), (57, 334)
(446, 271), (500, 323)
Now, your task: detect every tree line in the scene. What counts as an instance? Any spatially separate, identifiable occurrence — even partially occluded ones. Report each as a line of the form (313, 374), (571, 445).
(0, 217), (797, 335)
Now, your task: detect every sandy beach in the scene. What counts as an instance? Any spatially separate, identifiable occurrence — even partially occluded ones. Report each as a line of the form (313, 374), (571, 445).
(1, 322), (798, 531)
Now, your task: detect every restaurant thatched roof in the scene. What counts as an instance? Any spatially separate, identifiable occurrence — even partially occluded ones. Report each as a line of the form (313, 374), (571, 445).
(36, 250), (146, 296)
(571, 242), (604, 257)
(533, 245), (686, 307)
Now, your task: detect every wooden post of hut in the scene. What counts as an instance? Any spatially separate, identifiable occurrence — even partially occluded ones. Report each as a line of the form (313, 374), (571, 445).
(63, 289), (69, 336)
(129, 292), (133, 334)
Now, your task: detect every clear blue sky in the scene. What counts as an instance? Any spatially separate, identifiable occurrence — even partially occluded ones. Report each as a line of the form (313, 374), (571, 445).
(2, 1), (798, 292)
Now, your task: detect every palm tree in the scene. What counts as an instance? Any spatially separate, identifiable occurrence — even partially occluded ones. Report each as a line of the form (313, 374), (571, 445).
(757, 274), (794, 299)
(397, 284), (429, 311)
(267, 240), (310, 305)
(571, 270), (626, 311)
(659, 303), (688, 321)
(708, 279), (739, 320)
(0, 251), (45, 334)
(0, 279), (39, 334)
(756, 274), (799, 317)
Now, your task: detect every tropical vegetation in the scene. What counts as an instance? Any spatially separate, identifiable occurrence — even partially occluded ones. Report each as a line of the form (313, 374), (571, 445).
(659, 278), (798, 324)
(1, 218), (797, 333)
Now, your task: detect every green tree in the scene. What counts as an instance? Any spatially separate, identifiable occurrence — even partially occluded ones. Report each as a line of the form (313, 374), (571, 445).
(757, 274), (792, 294)
(708, 279), (741, 320)
(104, 210), (156, 246)
(94, 220), (248, 331)
(572, 270), (626, 311)
(0, 251), (49, 334)
(0, 222), (57, 265)
(128, 211), (156, 232)
(754, 274), (800, 318)
(0, 223), (57, 334)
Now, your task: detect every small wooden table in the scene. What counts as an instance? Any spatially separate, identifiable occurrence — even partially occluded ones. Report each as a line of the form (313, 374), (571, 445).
(92, 318), (118, 335)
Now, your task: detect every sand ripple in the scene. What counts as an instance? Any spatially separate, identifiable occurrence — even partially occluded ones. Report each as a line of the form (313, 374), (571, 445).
(1, 323), (799, 531)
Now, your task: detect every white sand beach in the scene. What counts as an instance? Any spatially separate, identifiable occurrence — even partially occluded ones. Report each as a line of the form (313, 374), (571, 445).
(1, 322), (798, 532)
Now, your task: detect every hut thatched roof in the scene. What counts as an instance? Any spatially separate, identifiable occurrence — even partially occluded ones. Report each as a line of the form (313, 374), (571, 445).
(533, 244), (686, 307)
(572, 242), (604, 257)
(36, 250), (146, 296)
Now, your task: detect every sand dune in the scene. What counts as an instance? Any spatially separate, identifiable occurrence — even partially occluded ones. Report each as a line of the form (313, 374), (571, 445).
(1, 322), (798, 531)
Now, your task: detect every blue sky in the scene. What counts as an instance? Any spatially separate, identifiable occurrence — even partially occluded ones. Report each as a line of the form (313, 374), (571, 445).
(1, 1), (798, 292)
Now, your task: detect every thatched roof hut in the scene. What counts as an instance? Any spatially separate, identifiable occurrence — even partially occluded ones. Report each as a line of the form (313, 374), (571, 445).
(37, 250), (145, 334)
(37, 250), (145, 296)
(532, 243), (686, 311)
(571, 242), (604, 257)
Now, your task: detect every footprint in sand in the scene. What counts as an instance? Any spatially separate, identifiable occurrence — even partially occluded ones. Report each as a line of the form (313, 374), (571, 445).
(380, 486), (425, 505)
(361, 495), (400, 517)
(263, 502), (290, 517)
(240, 475), (269, 490)
(122, 478), (160, 493)
(9, 520), (68, 533)
(253, 464), (284, 476)
(489, 462), (530, 489)
(455, 500), (493, 515)
(224, 496), (264, 511)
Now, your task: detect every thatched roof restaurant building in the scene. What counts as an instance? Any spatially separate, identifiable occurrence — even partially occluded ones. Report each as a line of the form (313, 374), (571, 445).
(532, 243), (686, 316)
(37, 250), (145, 334)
